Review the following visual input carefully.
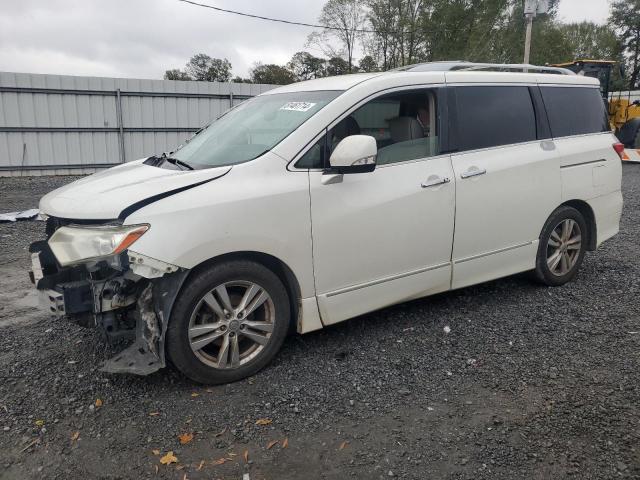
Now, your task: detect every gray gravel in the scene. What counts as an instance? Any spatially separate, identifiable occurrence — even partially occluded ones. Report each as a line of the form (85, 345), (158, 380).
(1, 168), (639, 479)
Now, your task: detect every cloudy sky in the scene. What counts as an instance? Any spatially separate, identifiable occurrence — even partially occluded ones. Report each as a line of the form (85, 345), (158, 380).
(0, 0), (611, 80)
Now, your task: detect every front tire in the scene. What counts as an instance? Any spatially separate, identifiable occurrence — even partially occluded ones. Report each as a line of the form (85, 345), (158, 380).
(534, 206), (587, 287)
(166, 260), (290, 384)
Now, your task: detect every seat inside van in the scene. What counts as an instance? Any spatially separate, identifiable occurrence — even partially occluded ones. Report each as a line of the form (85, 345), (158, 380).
(377, 116), (438, 165)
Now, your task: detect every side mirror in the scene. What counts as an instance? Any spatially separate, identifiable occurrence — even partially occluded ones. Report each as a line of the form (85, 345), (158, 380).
(327, 135), (377, 174)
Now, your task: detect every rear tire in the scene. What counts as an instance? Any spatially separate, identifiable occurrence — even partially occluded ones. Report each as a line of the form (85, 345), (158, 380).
(166, 260), (290, 384)
(534, 206), (587, 287)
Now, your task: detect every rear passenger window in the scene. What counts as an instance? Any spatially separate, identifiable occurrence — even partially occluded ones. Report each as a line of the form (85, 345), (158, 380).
(455, 86), (537, 151)
(540, 87), (609, 138)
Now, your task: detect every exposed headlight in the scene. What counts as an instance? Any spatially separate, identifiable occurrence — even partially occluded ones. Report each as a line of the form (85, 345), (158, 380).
(48, 224), (149, 266)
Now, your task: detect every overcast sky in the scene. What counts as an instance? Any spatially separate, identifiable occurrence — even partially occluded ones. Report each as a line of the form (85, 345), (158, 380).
(0, 0), (612, 80)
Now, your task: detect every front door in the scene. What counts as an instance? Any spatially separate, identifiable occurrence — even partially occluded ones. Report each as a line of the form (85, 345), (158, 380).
(307, 88), (456, 325)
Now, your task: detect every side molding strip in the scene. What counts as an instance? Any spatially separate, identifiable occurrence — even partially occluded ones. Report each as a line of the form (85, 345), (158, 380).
(326, 262), (451, 298)
(560, 159), (606, 169)
(454, 241), (534, 264)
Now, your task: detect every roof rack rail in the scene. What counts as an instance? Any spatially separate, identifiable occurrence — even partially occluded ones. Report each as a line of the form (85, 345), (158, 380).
(397, 61), (574, 75)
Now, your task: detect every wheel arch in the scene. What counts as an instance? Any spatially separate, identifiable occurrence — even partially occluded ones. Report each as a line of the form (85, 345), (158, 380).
(560, 199), (597, 251)
(184, 251), (302, 329)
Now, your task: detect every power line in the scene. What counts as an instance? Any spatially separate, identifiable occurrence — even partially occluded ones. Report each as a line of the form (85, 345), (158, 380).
(177, 0), (415, 35)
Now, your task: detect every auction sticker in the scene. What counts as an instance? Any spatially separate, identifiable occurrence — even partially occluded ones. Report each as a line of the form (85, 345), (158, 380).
(280, 102), (317, 112)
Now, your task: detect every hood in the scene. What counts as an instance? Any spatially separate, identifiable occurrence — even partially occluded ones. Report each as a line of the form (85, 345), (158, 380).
(39, 159), (231, 220)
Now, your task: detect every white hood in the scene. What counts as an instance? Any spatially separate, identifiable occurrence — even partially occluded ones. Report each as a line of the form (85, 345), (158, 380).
(39, 159), (231, 220)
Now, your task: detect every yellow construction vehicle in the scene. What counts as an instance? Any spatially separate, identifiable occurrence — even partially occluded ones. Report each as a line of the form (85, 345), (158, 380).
(551, 60), (640, 147)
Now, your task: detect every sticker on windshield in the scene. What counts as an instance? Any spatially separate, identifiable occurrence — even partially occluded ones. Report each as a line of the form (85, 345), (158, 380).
(280, 102), (317, 112)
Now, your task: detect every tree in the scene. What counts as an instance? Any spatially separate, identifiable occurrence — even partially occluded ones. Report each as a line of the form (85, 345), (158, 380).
(365, 0), (424, 70)
(288, 51), (327, 80)
(325, 56), (351, 76)
(559, 22), (621, 61)
(419, 0), (524, 63)
(250, 63), (297, 84)
(610, 0), (640, 89)
(164, 69), (192, 81)
(307, 0), (366, 72)
(231, 76), (252, 83)
(184, 54), (232, 82)
(484, 0), (588, 65)
(358, 55), (379, 72)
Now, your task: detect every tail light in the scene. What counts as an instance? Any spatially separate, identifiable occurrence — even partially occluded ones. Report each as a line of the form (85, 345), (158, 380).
(613, 142), (626, 160)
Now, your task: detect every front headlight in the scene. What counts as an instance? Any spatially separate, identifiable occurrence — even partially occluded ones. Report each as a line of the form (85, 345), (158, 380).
(48, 224), (149, 266)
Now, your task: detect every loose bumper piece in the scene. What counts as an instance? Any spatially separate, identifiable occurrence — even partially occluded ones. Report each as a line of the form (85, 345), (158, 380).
(28, 233), (189, 376)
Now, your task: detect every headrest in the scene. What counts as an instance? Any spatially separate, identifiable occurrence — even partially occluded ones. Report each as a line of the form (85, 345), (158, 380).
(389, 117), (423, 142)
(333, 116), (361, 139)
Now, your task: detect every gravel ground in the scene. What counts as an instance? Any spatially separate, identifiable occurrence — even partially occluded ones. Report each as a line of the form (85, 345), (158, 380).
(0, 168), (639, 480)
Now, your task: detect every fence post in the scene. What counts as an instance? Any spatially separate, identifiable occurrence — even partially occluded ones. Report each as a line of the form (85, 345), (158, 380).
(115, 89), (126, 163)
(229, 90), (234, 109)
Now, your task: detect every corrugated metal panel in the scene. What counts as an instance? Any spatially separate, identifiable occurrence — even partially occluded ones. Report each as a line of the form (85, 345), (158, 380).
(0, 71), (276, 176)
(611, 90), (640, 102)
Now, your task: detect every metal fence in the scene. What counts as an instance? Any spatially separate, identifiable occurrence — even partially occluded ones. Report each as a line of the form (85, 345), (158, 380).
(0, 72), (276, 176)
(611, 90), (640, 103)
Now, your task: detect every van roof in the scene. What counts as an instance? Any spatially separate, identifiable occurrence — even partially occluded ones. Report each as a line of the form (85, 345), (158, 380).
(265, 73), (383, 94)
(264, 62), (599, 95)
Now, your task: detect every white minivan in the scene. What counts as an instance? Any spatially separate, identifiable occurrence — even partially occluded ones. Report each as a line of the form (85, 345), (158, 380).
(32, 62), (623, 384)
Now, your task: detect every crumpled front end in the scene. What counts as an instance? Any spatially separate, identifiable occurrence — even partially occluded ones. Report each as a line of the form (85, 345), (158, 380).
(29, 216), (189, 375)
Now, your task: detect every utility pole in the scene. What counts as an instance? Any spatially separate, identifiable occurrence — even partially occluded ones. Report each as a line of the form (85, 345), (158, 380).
(523, 0), (549, 66)
(523, 13), (534, 65)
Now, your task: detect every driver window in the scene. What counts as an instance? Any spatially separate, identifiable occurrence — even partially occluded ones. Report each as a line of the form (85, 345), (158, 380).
(350, 90), (439, 166)
(295, 89), (439, 169)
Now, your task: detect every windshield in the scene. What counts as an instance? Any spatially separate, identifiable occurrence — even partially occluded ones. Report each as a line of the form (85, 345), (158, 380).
(172, 90), (343, 168)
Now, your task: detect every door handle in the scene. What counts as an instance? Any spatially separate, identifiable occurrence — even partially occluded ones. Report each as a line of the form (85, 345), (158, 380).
(421, 176), (450, 188)
(460, 167), (487, 179)
(540, 140), (556, 151)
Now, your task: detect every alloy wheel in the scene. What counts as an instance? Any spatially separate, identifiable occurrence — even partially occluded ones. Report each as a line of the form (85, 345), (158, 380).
(188, 281), (275, 369)
(546, 219), (582, 276)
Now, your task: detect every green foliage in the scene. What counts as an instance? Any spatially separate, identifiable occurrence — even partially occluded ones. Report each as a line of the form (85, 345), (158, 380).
(559, 22), (621, 60)
(366, 0), (424, 70)
(165, 0), (632, 87)
(164, 69), (192, 81)
(610, 0), (640, 88)
(307, 0), (366, 72)
(358, 0), (622, 70)
(287, 51), (327, 80)
(231, 76), (253, 83)
(325, 56), (351, 76)
(165, 54), (233, 82)
(358, 55), (379, 72)
(184, 54), (232, 82)
(250, 63), (298, 85)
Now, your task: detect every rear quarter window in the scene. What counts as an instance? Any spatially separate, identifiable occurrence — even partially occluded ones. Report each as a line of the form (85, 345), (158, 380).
(455, 86), (537, 151)
(540, 86), (609, 138)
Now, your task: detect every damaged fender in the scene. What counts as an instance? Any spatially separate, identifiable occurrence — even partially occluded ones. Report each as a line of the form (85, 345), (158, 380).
(100, 268), (189, 375)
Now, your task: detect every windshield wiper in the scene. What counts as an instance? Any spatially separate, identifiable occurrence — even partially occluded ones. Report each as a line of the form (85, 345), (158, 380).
(160, 152), (194, 171)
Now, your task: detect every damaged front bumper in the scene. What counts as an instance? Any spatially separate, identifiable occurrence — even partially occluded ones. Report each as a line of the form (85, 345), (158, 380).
(29, 227), (188, 376)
